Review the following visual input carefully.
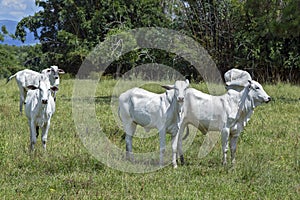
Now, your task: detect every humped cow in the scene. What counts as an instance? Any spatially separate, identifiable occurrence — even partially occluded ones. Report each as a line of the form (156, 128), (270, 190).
(6, 66), (65, 114)
(173, 69), (271, 167)
(118, 80), (189, 167)
(25, 74), (57, 151)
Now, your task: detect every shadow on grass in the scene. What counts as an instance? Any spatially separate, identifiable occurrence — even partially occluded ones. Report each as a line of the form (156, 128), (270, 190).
(61, 95), (113, 105)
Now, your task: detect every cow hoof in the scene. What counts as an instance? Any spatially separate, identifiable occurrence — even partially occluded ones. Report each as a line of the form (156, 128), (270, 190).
(231, 158), (236, 165)
(173, 164), (178, 169)
(180, 155), (185, 165)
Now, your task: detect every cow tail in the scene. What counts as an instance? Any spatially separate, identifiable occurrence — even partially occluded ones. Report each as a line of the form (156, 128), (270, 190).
(6, 73), (17, 84)
(182, 125), (190, 140)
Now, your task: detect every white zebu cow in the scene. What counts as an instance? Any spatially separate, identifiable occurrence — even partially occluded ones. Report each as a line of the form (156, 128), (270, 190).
(7, 69), (40, 114)
(25, 74), (57, 151)
(174, 70), (271, 167)
(118, 80), (189, 167)
(6, 66), (64, 114)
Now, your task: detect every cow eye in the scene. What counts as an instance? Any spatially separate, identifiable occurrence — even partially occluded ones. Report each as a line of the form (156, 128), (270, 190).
(255, 86), (260, 90)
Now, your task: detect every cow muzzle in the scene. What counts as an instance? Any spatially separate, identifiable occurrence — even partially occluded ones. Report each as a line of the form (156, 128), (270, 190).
(42, 99), (48, 104)
(265, 97), (271, 103)
(177, 97), (184, 103)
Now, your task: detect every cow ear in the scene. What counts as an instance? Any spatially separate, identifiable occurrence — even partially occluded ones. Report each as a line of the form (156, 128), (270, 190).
(185, 79), (189, 85)
(51, 86), (59, 92)
(27, 85), (38, 90)
(58, 69), (65, 74)
(248, 80), (252, 88)
(161, 85), (174, 90)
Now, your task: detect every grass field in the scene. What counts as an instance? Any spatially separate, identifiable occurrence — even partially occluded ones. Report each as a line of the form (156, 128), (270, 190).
(0, 78), (299, 199)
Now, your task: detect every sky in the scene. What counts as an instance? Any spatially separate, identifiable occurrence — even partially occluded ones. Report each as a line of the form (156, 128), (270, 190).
(0, 0), (40, 21)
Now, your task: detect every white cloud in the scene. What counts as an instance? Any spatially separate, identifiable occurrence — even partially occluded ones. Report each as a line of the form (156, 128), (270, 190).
(0, 0), (39, 21)
(1, 0), (27, 10)
(9, 11), (26, 18)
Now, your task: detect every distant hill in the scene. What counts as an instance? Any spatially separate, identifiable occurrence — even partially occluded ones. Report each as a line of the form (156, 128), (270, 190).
(0, 20), (39, 46)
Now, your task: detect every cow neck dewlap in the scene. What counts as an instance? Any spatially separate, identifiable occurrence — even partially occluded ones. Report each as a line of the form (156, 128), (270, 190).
(234, 86), (255, 124)
(165, 94), (182, 133)
(36, 103), (48, 127)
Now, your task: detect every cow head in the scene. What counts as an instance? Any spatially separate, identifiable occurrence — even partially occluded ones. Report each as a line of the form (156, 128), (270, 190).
(27, 75), (58, 105)
(162, 79), (189, 104)
(248, 80), (271, 107)
(44, 65), (65, 86)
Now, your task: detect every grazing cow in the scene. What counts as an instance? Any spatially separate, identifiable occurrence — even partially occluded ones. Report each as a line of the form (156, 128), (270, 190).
(118, 80), (189, 167)
(25, 74), (57, 151)
(174, 70), (271, 167)
(6, 66), (64, 114)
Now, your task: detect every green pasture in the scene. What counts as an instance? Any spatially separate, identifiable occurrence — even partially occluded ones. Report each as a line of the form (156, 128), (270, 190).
(0, 78), (299, 199)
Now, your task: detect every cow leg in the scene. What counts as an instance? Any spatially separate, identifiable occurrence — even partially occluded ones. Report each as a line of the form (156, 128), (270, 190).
(178, 127), (185, 165)
(178, 123), (189, 166)
(230, 135), (239, 164)
(19, 88), (26, 114)
(171, 132), (179, 168)
(124, 123), (136, 162)
(172, 123), (185, 168)
(53, 91), (57, 102)
(221, 128), (230, 165)
(159, 129), (166, 167)
(29, 121), (37, 151)
(125, 134), (133, 161)
(36, 126), (39, 138)
(41, 122), (51, 150)
(176, 132), (185, 166)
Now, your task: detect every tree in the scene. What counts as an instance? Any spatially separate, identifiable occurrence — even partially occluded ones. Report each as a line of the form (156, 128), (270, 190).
(174, 0), (235, 74)
(232, 0), (300, 82)
(0, 45), (25, 78)
(0, 25), (8, 41)
(178, 0), (299, 82)
(16, 0), (172, 75)
(14, 0), (300, 82)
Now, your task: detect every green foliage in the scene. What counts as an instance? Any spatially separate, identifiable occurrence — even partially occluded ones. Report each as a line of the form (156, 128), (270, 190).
(1, 25), (8, 35)
(0, 45), (24, 78)
(0, 44), (46, 78)
(179, 0), (300, 82)
(15, 0), (172, 75)
(231, 0), (299, 81)
(0, 25), (9, 42)
(0, 24), (13, 42)
(6, 0), (300, 82)
(1, 79), (300, 199)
